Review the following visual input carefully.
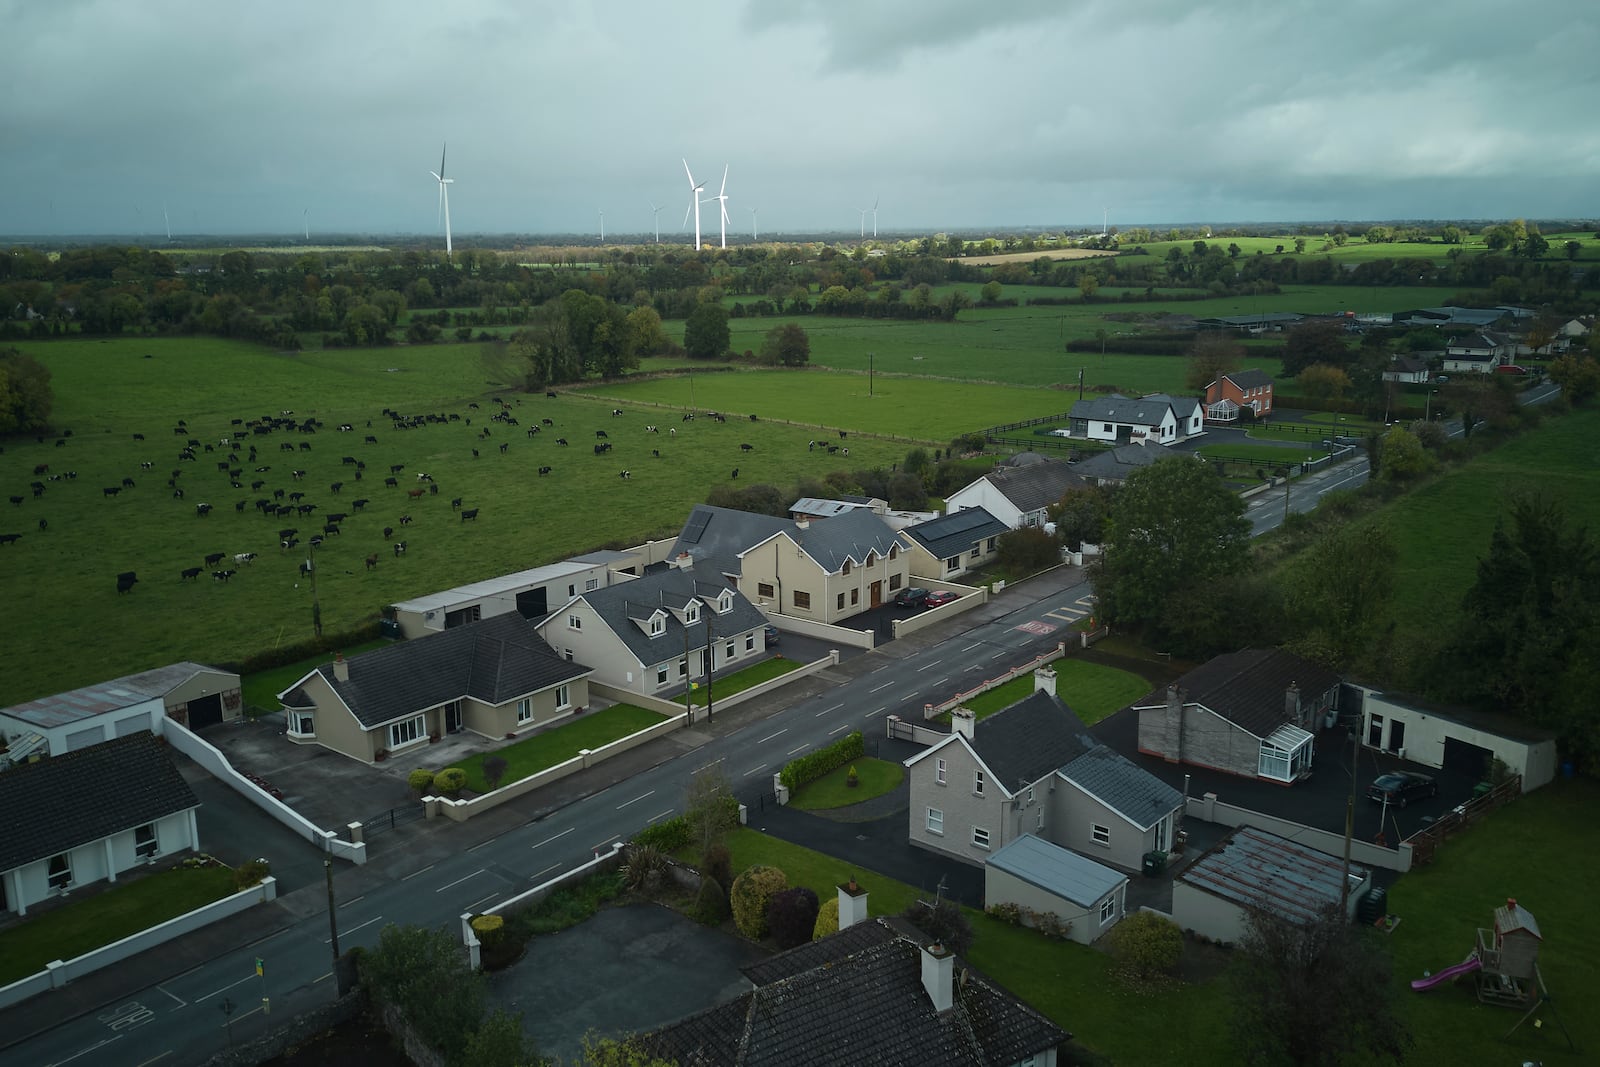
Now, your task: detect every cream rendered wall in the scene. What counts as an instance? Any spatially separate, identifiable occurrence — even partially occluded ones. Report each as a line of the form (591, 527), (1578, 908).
(163, 670), (244, 724)
(1361, 693), (1557, 792)
(291, 673), (378, 763)
(983, 865), (1123, 946)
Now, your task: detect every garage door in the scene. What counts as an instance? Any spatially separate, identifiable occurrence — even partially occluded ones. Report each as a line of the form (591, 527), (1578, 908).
(116, 714), (152, 737)
(1443, 736), (1491, 779)
(65, 725), (106, 751)
(187, 693), (223, 730)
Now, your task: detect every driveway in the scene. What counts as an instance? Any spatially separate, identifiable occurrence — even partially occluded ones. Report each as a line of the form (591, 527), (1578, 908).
(181, 763), (330, 893)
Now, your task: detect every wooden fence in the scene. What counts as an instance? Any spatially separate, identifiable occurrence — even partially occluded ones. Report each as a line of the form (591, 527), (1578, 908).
(1402, 774), (1521, 867)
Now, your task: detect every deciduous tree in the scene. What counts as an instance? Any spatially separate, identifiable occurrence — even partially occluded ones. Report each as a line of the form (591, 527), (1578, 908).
(683, 302), (730, 360)
(1378, 425), (1431, 481)
(1296, 362), (1353, 400)
(1185, 333), (1244, 392)
(1548, 352), (1600, 403)
(1284, 521), (1396, 666)
(759, 322), (810, 367)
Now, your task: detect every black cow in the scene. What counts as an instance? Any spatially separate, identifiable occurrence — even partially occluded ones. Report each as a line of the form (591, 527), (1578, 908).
(0, 533), (21, 545)
(652, 449), (660, 458)
(595, 430), (608, 439)
(538, 466), (552, 476)
(384, 477), (398, 488)
(542, 418), (553, 426)
(546, 391), (557, 399)
(102, 486), (121, 497)
(365, 553), (379, 570)
(330, 482), (343, 494)
(121, 476), (136, 488)
(116, 571), (139, 594)
(393, 540), (408, 557)
(731, 468), (739, 479)
(556, 438), (568, 446)
(460, 508), (479, 522)
(352, 498), (369, 511)
(8, 496), (22, 506)
(181, 566), (202, 580)
(323, 523), (340, 536)
(390, 464), (404, 474)
(740, 443), (754, 452)
(204, 552), (226, 567)
(451, 497), (463, 509)
(383, 525), (394, 539)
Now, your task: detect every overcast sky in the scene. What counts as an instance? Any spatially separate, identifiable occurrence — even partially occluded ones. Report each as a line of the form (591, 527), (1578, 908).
(3, 0), (1597, 239)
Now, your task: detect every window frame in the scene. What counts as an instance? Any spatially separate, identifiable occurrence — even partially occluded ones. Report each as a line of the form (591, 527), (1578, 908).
(567, 613), (582, 631)
(47, 853), (72, 891)
(972, 826), (991, 850)
(935, 757), (946, 785)
(556, 684), (570, 709)
(389, 714), (426, 749)
(745, 632), (756, 652)
(516, 698), (533, 724)
(973, 770), (985, 797)
(1100, 895), (1117, 924)
(758, 582), (774, 599)
(793, 590), (811, 610)
(134, 823), (158, 860)
(926, 807), (944, 835)
(1091, 822), (1111, 847)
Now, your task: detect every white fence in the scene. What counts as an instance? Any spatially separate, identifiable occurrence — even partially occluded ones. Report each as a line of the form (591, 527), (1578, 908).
(1187, 793), (1412, 872)
(922, 643), (1068, 719)
(461, 844), (627, 967)
(0, 877), (278, 1010)
(162, 719), (366, 864)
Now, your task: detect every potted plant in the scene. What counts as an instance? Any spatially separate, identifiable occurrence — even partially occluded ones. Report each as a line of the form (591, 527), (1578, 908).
(429, 731), (441, 744)
(374, 748), (389, 762)
(846, 765), (860, 788)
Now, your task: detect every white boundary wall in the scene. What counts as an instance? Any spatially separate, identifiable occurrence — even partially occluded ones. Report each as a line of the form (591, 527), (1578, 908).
(1187, 794), (1412, 873)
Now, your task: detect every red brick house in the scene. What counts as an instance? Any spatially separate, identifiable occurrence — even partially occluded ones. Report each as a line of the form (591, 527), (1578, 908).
(1204, 369), (1274, 422)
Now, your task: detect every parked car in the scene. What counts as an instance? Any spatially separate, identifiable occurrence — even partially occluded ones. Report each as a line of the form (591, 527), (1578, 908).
(893, 587), (930, 608)
(763, 624), (780, 646)
(1367, 771), (1437, 807)
(924, 590), (960, 608)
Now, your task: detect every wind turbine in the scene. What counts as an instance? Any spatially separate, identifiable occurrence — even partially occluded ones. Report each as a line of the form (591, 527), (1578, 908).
(303, 208), (309, 242)
(871, 196), (879, 238)
(430, 143), (454, 259)
(749, 207), (758, 242)
(1102, 206), (1108, 237)
(858, 205), (868, 239)
(163, 202), (172, 242)
(599, 209), (605, 244)
(708, 164), (730, 249)
(682, 159), (706, 250)
(648, 200), (664, 243)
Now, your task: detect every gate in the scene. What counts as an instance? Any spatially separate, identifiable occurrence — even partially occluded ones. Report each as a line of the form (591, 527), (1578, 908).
(360, 801), (424, 837)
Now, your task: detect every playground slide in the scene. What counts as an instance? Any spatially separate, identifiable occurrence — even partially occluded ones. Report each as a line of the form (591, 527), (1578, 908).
(1411, 955), (1481, 991)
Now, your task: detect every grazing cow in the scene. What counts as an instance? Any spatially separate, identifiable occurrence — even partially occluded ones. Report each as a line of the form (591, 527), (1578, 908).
(652, 449), (660, 458)
(324, 523), (341, 536)
(352, 498), (369, 511)
(37, 519), (46, 531)
(142, 462), (155, 470)
(646, 425), (658, 433)
(842, 447), (850, 456)
(291, 469), (306, 480)
(251, 480), (265, 491)
(556, 438), (568, 446)
(611, 408), (623, 417)
(498, 442), (508, 455)
(595, 430), (608, 439)
(407, 487), (425, 499)
(527, 427), (540, 438)
(217, 461), (231, 472)
(342, 456), (358, 465)
(116, 571), (139, 594)
(398, 514), (414, 526)
(826, 444), (839, 454)
(8, 496), (21, 506)
(618, 470), (631, 480)
(538, 465), (552, 476)
(213, 569), (236, 582)
(102, 486), (121, 497)
(740, 443), (754, 452)
(181, 566), (202, 580)
(460, 508), (479, 521)
(280, 442), (294, 452)
(749, 414), (758, 422)
(296, 504), (317, 516)
(365, 434), (378, 444)
(393, 540), (408, 557)
(416, 472), (432, 482)
(390, 464), (404, 474)
(55, 439), (66, 447)
(133, 433), (145, 441)
(0, 532), (20, 545)
(471, 448), (480, 459)
(541, 418), (553, 426)
(451, 497), (463, 509)
(235, 500), (248, 512)
(669, 427), (676, 436)
(255, 465), (269, 473)
(234, 552), (256, 565)
(682, 413), (693, 422)
(330, 482), (343, 494)
(546, 391), (557, 399)
(731, 468), (739, 479)
(121, 476), (136, 488)
(593, 443), (608, 455)
(384, 477), (399, 488)
(839, 430), (848, 439)
(281, 537), (299, 550)
(383, 525), (394, 539)
(289, 491), (305, 502)
(33, 464), (48, 475)
(365, 553), (379, 570)
(273, 488), (286, 499)
(31, 482), (46, 496)
(205, 551), (226, 567)
(298, 442), (311, 451)
(173, 487), (186, 498)
(327, 512), (347, 523)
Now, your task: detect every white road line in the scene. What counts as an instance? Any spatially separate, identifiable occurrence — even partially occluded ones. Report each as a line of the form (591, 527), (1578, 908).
(743, 764), (768, 777)
(617, 789), (655, 809)
(823, 702), (844, 714)
(466, 892), (499, 911)
(869, 680), (894, 693)
(531, 826), (576, 850)
(196, 973), (259, 1002)
(343, 895), (366, 907)
(50, 1037), (121, 1066)
(916, 659), (940, 671)
(647, 808), (675, 824)
(868, 707), (888, 718)
(990, 651), (1006, 659)
(828, 723), (851, 735)
(156, 986), (186, 1008)
(136, 1052), (172, 1066)
(787, 743), (809, 756)
(313, 972), (332, 984)
(757, 729), (788, 743)
(934, 677), (948, 687)
(531, 863), (560, 881)
(692, 760), (721, 775)
(468, 836), (500, 853)
(436, 869), (486, 893)
(401, 864), (435, 881)
(961, 643), (981, 652)
(591, 836), (619, 853)
(325, 915), (384, 944)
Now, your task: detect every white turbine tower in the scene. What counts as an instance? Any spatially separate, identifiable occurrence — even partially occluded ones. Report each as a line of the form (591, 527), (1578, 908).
(749, 207), (758, 242)
(599, 209), (605, 244)
(1102, 206), (1108, 237)
(709, 164), (730, 249)
(303, 208), (309, 242)
(648, 200), (664, 243)
(858, 205), (868, 239)
(871, 196), (879, 238)
(430, 143), (454, 259)
(163, 202), (172, 241)
(682, 159), (706, 250)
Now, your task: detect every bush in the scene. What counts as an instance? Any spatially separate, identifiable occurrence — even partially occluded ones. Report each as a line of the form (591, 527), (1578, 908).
(693, 876), (730, 925)
(900, 897), (974, 956)
(997, 526), (1060, 573)
(481, 755), (509, 791)
(779, 731), (863, 792)
(469, 913), (505, 948)
(1107, 909), (1183, 980)
(621, 844), (668, 893)
(767, 887), (820, 950)
(986, 901), (1023, 926)
(729, 865), (789, 940)
(813, 896), (840, 940)
(633, 816), (691, 852)
(434, 767), (467, 796)
(407, 769), (435, 796)
(701, 843), (732, 892)
(234, 858), (271, 890)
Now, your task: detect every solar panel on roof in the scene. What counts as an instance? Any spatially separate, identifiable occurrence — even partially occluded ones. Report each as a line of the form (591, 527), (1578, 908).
(681, 510), (711, 544)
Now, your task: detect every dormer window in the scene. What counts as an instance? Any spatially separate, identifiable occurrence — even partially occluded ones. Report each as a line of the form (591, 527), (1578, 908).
(685, 602), (700, 623)
(717, 590), (733, 613)
(649, 615), (665, 636)
(842, 559), (852, 576)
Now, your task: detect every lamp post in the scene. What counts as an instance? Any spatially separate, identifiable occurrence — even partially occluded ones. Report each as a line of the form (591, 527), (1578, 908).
(1340, 726), (1359, 914)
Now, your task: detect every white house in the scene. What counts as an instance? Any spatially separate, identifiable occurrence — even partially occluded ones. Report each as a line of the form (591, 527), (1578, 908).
(944, 458), (1085, 530)
(1067, 393), (1204, 444)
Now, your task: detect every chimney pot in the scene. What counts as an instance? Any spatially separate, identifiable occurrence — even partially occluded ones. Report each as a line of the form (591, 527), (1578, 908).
(950, 708), (975, 740)
(1034, 667), (1056, 695)
(333, 652), (349, 683)
(837, 878), (869, 930)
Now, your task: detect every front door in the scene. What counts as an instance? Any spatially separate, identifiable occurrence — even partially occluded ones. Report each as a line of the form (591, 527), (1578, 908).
(444, 701), (462, 733)
(1388, 720), (1406, 755)
(870, 581), (882, 608)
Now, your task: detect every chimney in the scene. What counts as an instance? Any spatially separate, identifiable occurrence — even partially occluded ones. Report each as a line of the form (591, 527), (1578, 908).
(1034, 666), (1056, 695)
(837, 877), (868, 930)
(673, 551), (693, 571)
(794, 516), (810, 531)
(1163, 684), (1184, 763)
(920, 941), (955, 1012)
(333, 652), (349, 683)
(1284, 681), (1300, 725)
(950, 708), (975, 741)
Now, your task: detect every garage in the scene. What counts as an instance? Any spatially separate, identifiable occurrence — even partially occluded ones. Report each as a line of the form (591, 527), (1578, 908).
(1355, 687), (1558, 793)
(1443, 736), (1492, 779)
(187, 693), (224, 730)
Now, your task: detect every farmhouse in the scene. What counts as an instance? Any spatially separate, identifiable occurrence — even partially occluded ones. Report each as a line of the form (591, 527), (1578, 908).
(1068, 393), (1205, 443)
(535, 561), (769, 701)
(0, 731), (200, 916)
(1135, 649), (1341, 785)
(900, 506), (1008, 580)
(1204, 369), (1274, 422)
(1381, 355), (1432, 384)
(1442, 333), (1512, 374)
(388, 550), (641, 639)
(1172, 826), (1371, 944)
(1348, 686), (1557, 792)
(943, 457), (1085, 530)
(278, 612), (592, 764)
(0, 661), (242, 762)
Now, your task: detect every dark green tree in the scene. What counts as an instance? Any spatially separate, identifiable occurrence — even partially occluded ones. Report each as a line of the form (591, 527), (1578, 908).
(684, 302), (730, 359)
(1284, 521), (1396, 666)
(759, 322), (810, 367)
(1048, 484), (1114, 552)
(0, 348), (54, 433)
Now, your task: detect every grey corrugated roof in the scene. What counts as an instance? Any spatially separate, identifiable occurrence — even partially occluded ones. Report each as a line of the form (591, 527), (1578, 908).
(0, 731), (200, 872)
(1071, 443), (1182, 484)
(1146, 649), (1342, 739)
(903, 507), (1008, 560)
(0, 662), (235, 730)
(958, 460), (1086, 517)
(988, 833), (1126, 907)
(1179, 826), (1366, 926)
(1058, 745), (1183, 831)
(972, 691), (1095, 795)
(282, 613), (590, 729)
(564, 566), (768, 670)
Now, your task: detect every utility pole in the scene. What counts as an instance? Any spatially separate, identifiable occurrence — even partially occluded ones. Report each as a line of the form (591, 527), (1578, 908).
(324, 856), (341, 991)
(704, 611), (716, 725)
(1077, 367), (1085, 400)
(1283, 471), (1292, 525)
(1340, 726), (1359, 914)
(868, 351), (874, 397)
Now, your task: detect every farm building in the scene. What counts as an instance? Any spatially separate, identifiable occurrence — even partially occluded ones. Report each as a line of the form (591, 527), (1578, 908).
(1171, 826), (1371, 944)
(1348, 687), (1558, 792)
(789, 495), (887, 521)
(388, 550), (642, 639)
(0, 661), (242, 762)
(0, 731), (201, 916)
(985, 833), (1128, 945)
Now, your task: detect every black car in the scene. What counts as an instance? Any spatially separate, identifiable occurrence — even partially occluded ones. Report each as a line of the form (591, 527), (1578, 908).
(893, 587), (930, 608)
(1367, 771), (1437, 807)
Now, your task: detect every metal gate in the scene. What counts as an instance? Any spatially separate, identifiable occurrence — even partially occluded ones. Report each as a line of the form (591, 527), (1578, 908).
(360, 801), (424, 837)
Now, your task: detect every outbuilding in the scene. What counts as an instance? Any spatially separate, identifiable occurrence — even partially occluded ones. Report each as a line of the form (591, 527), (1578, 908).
(1172, 826), (1370, 945)
(985, 833), (1128, 945)
(1350, 687), (1558, 792)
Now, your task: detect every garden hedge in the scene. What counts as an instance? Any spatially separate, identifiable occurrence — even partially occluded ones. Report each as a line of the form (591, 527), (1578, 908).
(779, 731), (863, 792)
(730, 865), (789, 940)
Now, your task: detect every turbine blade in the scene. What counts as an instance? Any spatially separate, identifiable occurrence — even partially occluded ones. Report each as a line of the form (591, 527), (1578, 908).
(719, 164), (728, 196)
(683, 202), (692, 230)
(683, 158), (695, 186)
(440, 143), (447, 179)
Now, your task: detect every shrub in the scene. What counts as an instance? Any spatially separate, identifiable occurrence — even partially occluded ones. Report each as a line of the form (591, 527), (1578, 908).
(621, 844), (668, 893)
(234, 858), (271, 890)
(767, 887), (820, 950)
(434, 767), (467, 796)
(482, 755), (509, 791)
(779, 731), (863, 792)
(693, 876), (729, 925)
(846, 765), (859, 788)
(633, 816), (691, 852)
(729, 865), (789, 940)
(1107, 909), (1183, 980)
(701, 843), (732, 892)
(469, 913), (505, 948)
(813, 896), (840, 940)
(407, 768), (435, 795)
(986, 901), (1023, 926)
(900, 897), (974, 956)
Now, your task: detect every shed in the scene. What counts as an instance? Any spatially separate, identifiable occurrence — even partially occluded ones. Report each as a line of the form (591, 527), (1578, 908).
(1489, 898), (1541, 979)
(1172, 827), (1370, 944)
(985, 833), (1128, 945)
(1352, 687), (1558, 792)
(389, 550), (639, 639)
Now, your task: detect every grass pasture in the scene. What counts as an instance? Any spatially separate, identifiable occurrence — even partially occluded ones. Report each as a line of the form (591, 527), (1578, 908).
(0, 338), (914, 705)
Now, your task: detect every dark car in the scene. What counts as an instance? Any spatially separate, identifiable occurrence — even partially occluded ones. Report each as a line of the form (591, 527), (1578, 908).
(1367, 771), (1437, 807)
(924, 590), (960, 608)
(763, 624), (780, 646)
(893, 587), (930, 608)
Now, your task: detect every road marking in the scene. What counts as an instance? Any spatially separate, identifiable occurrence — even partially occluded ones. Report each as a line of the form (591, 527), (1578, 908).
(196, 973), (258, 1002)
(916, 659), (940, 671)
(156, 986), (186, 1008)
(787, 743), (809, 756)
(933, 677), (949, 687)
(828, 723), (851, 735)
(531, 863), (560, 881)
(617, 789), (655, 809)
(436, 869), (486, 892)
(49, 1036), (121, 1065)
(99, 1002), (154, 1031)
(313, 971), (332, 984)
(869, 680), (894, 693)
(531, 827), (576, 850)
(468, 836), (500, 853)
(343, 896), (366, 907)
(135, 1053), (172, 1066)
(868, 707), (888, 718)
(591, 836), (619, 853)
(757, 728), (788, 743)
(990, 650), (1006, 659)
(743, 764), (768, 777)
(692, 760), (722, 775)
(325, 915), (384, 944)
(961, 642), (981, 651)
(822, 702), (844, 713)
(401, 864), (435, 881)
(647, 808), (675, 824)
(466, 892), (499, 911)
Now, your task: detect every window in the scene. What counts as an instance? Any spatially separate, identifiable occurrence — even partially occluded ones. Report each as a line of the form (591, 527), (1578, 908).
(564, 648), (575, 662)
(889, 573), (903, 591)
(936, 758), (946, 784)
(837, 592), (845, 610)
(718, 591), (733, 613)
(972, 827), (990, 849)
(842, 559), (852, 575)
(678, 658), (688, 678)
(889, 544), (898, 560)
(135, 824), (158, 859)
(986, 537), (997, 552)
(973, 770), (985, 797)
(567, 614), (582, 631)
(758, 582), (774, 598)
(1036, 806), (1045, 830)
(793, 590), (811, 610)
(555, 684), (570, 709)
(47, 854), (71, 891)
(516, 698), (532, 724)
(649, 615), (665, 636)
(1026, 784), (1035, 803)
(686, 602), (700, 623)
(1091, 823), (1111, 847)
(926, 808), (943, 835)
(1100, 896), (1117, 924)
(945, 556), (960, 571)
(389, 715), (425, 749)
(585, 577), (600, 591)
(657, 665), (669, 685)
(568, 584), (576, 596)
(745, 633), (756, 652)
(725, 640), (736, 659)
(969, 547), (980, 560)
(850, 587), (859, 605)
(289, 712), (314, 736)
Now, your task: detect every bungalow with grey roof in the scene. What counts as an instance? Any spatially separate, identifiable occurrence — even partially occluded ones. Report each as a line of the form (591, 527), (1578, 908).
(1070, 441), (1187, 486)
(943, 457), (1085, 530)
(1068, 392), (1204, 443)
(900, 506), (1008, 579)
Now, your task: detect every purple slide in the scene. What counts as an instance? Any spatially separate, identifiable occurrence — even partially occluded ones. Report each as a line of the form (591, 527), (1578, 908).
(1411, 955), (1481, 991)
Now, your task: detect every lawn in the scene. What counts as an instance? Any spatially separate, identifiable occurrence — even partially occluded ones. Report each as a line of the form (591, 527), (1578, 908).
(1194, 442), (1320, 465)
(240, 637), (392, 713)
(680, 656), (804, 707)
(788, 757), (904, 811)
(0, 864), (239, 986)
(448, 704), (670, 793)
(938, 658), (1152, 726)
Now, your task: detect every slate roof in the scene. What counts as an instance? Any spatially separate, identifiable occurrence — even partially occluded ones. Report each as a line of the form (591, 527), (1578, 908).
(1071, 442), (1182, 484)
(1220, 369), (1274, 390)
(672, 504), (907, 581)
(279, 613), (589, 728)
(1069, 393), (1180, 428)
(971, 691), (1096, 795)
(1144, 392), (1203, 421)
(988, 833), (1126, 908)
(639, 916), (1067, 1067)
(956, 460), (1085, 518)
(563, 566), (768, 669)
(1385, 355), (1430, 375)
(0, 731), (199, 872)
(1179, 826), (1366, 926)
(902, 507), (1008, 561)
(1145, 648), (1342, 739)
(1058, 744), (1184, 830)
(1, 662), (234, 730)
